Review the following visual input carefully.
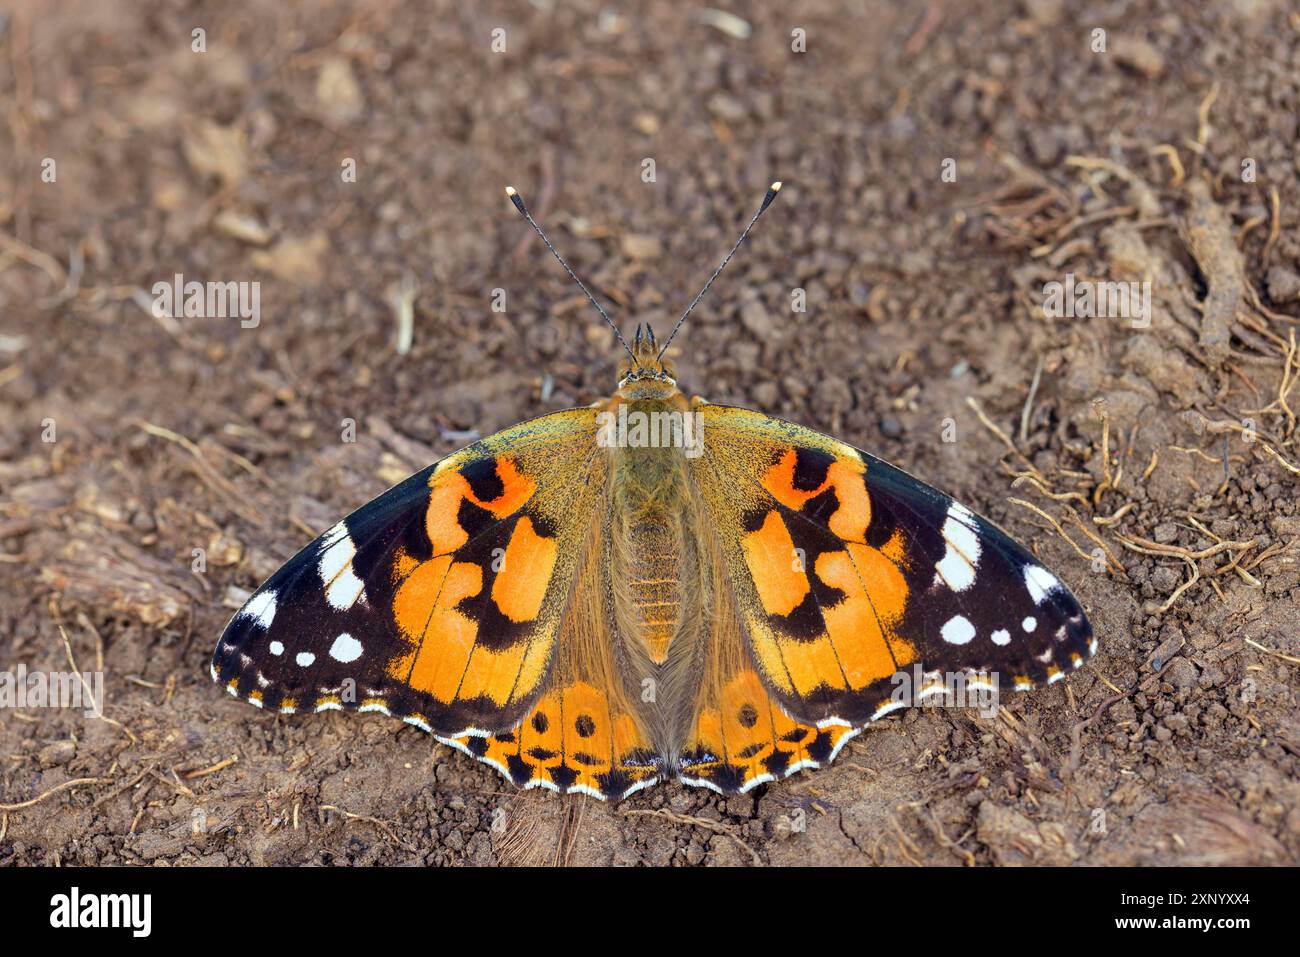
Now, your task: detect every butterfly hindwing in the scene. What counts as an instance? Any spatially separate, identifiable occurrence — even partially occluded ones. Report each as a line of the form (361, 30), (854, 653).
(212, 408), (605, 736)
(446, 682), (662, 799)
(691, 403), (1094, 729)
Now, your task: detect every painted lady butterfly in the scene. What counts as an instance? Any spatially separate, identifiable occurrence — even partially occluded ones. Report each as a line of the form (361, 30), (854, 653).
(212, 183), (1094, 799)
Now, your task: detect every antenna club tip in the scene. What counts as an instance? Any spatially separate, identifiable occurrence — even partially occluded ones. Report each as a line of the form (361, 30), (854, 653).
(771, 181), (782, 191)
(505, 186), (517, 196)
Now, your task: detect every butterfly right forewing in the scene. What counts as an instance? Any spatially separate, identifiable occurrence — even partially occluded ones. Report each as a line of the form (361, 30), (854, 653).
(690, 403), (1094, 729)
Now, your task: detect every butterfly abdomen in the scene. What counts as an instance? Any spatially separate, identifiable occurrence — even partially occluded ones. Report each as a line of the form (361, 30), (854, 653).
(623, 519), (682, 663)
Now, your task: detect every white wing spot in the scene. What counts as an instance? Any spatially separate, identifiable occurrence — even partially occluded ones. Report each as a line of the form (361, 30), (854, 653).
(1023, 616), (1037, 633)
(991, 628), (1011, 646)
(295, 651), (316, 667)
(941, 615), (976, 645)
(934, 505), (981, 592)
(319, 525), (368, 610)
(327, 567), (366, 610)
(269, 640), (285, 656)
(329, 633), (364, 663)
(238, 590), (278, 629)
(319, 536), (353, 581)
(1024, 565), (1062, 604)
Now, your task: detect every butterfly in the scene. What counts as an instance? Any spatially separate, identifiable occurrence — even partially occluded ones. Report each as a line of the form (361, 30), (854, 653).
(211, 182), (1095, 799)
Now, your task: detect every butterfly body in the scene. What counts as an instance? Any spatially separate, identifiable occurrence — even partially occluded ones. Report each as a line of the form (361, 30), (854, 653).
(213, 191), (1095, 800)
(591, 330), (714, 773)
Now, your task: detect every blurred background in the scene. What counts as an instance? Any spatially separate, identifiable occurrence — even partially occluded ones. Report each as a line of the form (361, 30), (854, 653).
(1, 0), (1297, 866)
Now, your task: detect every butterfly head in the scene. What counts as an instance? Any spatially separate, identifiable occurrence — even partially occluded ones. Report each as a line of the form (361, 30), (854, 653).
(618, 323), (677, 391)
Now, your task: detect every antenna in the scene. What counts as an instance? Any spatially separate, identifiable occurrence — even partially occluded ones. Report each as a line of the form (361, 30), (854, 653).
(505, 186), (636, 365)
(656, 181), (781, 361)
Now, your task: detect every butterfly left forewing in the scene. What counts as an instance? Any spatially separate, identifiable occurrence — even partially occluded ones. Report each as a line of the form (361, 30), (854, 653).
(212, 408), (606, 737)
(689, 402), (1095, 730)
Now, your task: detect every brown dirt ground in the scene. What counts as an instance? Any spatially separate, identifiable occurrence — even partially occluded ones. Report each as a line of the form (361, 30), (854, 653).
(2, 0), (1299, 867)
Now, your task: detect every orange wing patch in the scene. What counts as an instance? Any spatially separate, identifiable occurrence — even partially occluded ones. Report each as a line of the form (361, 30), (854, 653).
(740, 509), (809, 616)
(425, 457), (538, 554)
(814, 542), (914, 685)
(737, 505), (915, 698)
(390, 556), (487, 700)
(491, 516), (557, 623)
(386, 459), (561, 713)
(444, 681), (661, 799)
(761, 449), (870, 541)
